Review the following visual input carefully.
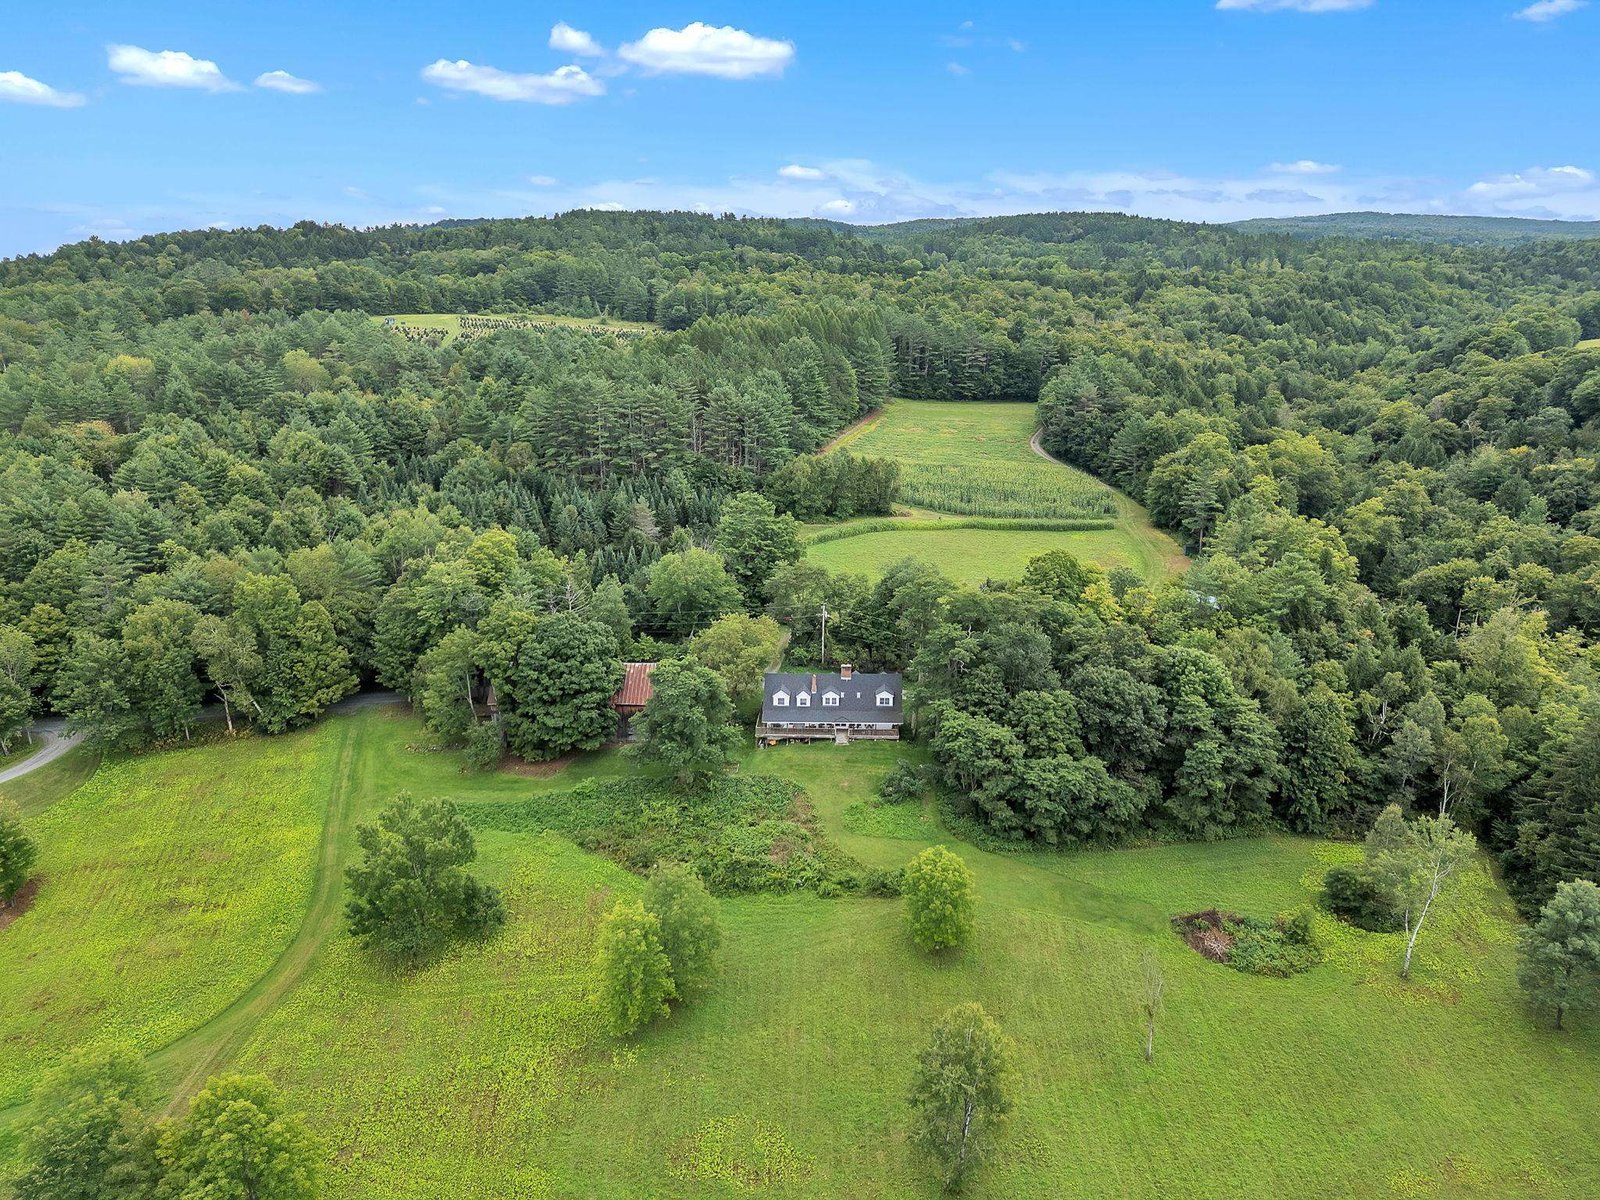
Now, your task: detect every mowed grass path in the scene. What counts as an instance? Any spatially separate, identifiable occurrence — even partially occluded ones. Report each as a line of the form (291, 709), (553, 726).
(818, 400), (1187, 583)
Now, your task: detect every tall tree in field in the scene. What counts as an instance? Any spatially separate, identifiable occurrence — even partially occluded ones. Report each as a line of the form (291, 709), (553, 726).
(502, 613), (621, 760)
(713, 491), (802, 606)
(595, 899), (677, 1037)
(414, 626), (482, 745)
(1364, 804), (1477, 979)
(121, 598), (202, 741)
(14, 1045), (161, 1200)
(632, 658), (739, 787)
(642, 863), (722, 997)
(1518, 879), (1600, 1030)
(52, 632), (141, 749)
(0, 803), (38, 907)
(345, 793), (505, 966)
(903, 845), (977, 953)
(908, 1002), (1015, 1192)
(159, 1074), (321, 1200)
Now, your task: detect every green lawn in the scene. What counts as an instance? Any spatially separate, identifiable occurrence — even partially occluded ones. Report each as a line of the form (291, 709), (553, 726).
(5, 711), (1597, 1198)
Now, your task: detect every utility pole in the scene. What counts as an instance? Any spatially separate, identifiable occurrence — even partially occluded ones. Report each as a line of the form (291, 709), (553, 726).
(818, 602), (829, 665)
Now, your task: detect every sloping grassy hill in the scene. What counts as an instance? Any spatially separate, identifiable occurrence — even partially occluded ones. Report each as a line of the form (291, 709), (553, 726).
(4, 711), (1597, 1198)
(816, 400), (1187, 583)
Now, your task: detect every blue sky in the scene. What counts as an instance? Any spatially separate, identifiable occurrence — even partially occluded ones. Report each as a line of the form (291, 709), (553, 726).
(1, 0), (1596, 257)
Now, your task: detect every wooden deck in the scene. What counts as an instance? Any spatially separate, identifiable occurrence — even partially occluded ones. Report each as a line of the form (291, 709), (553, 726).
(756, 723), (900, 744)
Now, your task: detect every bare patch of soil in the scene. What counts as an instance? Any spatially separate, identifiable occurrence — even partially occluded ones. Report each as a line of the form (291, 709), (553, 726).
(0, 876), (42, 932)
(1173, 909), (1239, 963)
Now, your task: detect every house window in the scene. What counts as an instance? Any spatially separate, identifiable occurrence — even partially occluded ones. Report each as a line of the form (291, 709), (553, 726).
(796, 692), (811, 707)
(773, 691), (789, 707)
(876, 690), (895, 707)
(823, 692), (840, 707)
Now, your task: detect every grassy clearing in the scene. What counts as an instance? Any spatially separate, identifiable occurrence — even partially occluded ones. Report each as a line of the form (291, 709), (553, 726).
(377, 312), (657, 344)
(5, 712), (1598, 1198)
(820, 400), (1187, 582)
(831, 401), (1117, 520)
(808, 524), (1162, 587)
(0, 726), (337, 1108)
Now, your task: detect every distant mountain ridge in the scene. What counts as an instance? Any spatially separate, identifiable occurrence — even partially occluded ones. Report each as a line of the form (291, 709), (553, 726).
(1229, 211), (1600, 245)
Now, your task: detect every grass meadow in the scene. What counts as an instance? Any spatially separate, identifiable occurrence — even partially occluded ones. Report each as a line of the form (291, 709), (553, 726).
(4, 708), (1597, 1198)
(815, 400), (1187, 583)
(829, 401), (1118, 520)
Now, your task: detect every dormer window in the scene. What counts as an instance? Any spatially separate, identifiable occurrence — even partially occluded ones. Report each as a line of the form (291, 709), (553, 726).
(796, 691), (810, 707)
(822, 692), (840, 707)
(876, 690), (895, 707)
(773, 690), (789, 707)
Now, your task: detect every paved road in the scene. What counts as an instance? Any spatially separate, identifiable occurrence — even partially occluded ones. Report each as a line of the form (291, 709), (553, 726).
(0, 720), (80, 786)
(0, 689), (404, 787)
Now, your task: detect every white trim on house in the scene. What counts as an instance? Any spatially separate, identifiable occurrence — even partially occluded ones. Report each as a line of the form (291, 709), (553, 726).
(876, 690), (894, 707)
(822, 691), (840, 707)
(773, 690), (789, 706)
(797, 691), (811, 707)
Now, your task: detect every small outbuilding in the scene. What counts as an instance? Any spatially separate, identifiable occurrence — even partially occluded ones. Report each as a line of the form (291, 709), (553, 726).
(758, 663), (902, 744)
(610, 662), (657, 740)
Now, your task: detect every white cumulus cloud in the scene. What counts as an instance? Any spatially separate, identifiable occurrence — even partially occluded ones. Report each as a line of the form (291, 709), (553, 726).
(1513, 0), (1587, 20)
(550, 22), (604, 56)
(618, 22), (794, 79)
(420, 60), (604, 104)
(0, 70), (86, 107)
(1269, 159), (1342, 174)
(254, 70), (320, 94)
(779, 164), (826, 180)
(107, 44), (238, 91)
(1217, 0), (1373, 10)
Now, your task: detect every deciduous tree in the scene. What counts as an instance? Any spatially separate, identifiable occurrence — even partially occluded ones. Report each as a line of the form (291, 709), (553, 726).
(908, 1002), (1015, 1192)
(642, 863), (722, 997)
(345, 793), (505, 966)
(903, 845), (976, 952)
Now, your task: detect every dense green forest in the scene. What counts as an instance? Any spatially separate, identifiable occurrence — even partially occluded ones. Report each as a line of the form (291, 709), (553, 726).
(1232, 211), (1600, 245)
(1, 209), (1597, 916)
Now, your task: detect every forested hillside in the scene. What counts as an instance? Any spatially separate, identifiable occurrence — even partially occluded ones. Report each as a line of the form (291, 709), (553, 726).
(1, 209), (1598, 915)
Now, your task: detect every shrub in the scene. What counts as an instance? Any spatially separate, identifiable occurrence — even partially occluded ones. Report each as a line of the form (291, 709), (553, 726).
(0, 804), (37, 906)
(595, 900), (677, 1037)
(1320, 864), (1403, 932)
(903, 846), (976, 952)
(643, 863), (721, 997)
(462, 775), (878, 897)
(878, 759), (935, 806)
(462, 719), (504, 771)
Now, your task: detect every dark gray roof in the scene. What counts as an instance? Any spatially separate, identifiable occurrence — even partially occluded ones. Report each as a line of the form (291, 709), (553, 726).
(761, 670), (903, 725)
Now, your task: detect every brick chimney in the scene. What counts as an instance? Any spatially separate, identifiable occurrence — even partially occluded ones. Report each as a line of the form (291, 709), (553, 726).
(810, 673), (817, 693)
(840, 663), (853, 681)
